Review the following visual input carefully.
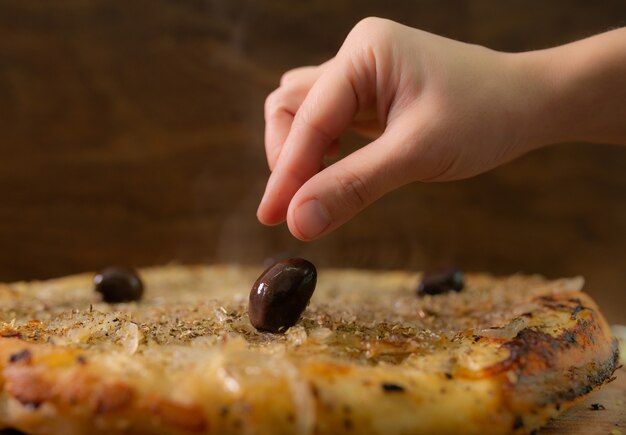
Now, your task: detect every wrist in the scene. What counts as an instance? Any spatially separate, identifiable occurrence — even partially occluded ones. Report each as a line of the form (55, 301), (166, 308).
(503, 49), (578, 152)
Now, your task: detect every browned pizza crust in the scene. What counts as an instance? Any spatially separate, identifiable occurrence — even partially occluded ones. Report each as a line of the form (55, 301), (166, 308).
(0, 265), (618, 434)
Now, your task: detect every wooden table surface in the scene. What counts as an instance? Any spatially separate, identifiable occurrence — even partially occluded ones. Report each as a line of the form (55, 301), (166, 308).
(0, 1), (625, 325)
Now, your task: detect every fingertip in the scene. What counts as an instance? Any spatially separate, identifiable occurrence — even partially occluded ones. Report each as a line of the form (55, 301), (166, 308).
(288, 198), (332, 241)
(257, 173), (293, 226)
(256, 202), (286, 226)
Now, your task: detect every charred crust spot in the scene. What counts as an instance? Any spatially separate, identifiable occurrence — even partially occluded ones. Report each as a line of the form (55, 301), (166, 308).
(343, 417), (353, 430)
(323, 401), (335, 412)
(493, 320), (596, 376)
(94, 383), (134, 414)
(142, 397), (208, 432)
(538, 296), (591, 320)
(570, 304), (584, 319)
(589, 403), (606, 411)
(523, 341), (618, 405)
(537, 296), (566, 308)
(444, 372), (453, 380)
(0, 329), (22, 339)
(76, 355), (87, 365)
(513, 416), (524, 430)
(4, 366), (52, 408)
(9, 349), (32, 364)
(475, 317), (616, 391)
(309, 382), (320, 398)
(381, 383), (405, 393)
(494, 329), (561, 375)
(562, 330), (577, 344)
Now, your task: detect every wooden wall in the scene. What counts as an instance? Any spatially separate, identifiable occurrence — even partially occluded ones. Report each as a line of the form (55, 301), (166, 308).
(0, 1), (625, 322)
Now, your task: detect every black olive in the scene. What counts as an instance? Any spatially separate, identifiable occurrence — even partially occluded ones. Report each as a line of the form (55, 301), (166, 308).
(249, 258), (317, 333)
(262, 251), (297, 269)
(381, 383), (405, 393)
(94, 267), (144, 303)
(8, 349), (32, 364)
(417, 268), (464, 297)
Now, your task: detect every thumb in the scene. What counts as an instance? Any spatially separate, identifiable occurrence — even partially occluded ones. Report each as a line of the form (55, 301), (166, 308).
(286, 129), (415, 241)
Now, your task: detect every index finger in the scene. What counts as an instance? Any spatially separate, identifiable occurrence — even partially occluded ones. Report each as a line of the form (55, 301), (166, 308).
(257, 58), (362, 225)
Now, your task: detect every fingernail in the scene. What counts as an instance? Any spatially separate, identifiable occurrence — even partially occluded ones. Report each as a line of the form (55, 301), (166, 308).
(294, 199), (331, 239)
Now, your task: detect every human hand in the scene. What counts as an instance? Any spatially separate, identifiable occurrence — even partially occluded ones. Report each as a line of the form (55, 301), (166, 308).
(257, 18), (626, 241)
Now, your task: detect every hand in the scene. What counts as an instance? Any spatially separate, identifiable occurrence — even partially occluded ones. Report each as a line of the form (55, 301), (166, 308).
(258, 18), (626, 241)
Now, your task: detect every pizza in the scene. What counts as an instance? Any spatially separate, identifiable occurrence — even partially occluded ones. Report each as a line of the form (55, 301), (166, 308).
(0, 263), (618, 434)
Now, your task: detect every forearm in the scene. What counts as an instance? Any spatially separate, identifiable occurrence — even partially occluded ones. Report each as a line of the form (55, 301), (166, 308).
(519, 27), (626, 147)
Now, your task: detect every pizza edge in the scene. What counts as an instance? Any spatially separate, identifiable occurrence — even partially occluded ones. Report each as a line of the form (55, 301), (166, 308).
(489, 290), (619, 433)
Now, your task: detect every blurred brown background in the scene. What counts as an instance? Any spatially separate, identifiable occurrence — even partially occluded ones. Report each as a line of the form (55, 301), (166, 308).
(0, 1), (624, 322)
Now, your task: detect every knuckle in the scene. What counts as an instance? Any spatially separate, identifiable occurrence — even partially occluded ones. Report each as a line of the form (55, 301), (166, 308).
(293, 110), (334, 145)
(348, 17), (394, 46)
(352, 17), (385, 34)
(334, 170), (371, 211)
(292, 103), (314, 128)
(279, 69), (299, 86)
(280, 66), (320, 86)
(341, 18), (395, 91)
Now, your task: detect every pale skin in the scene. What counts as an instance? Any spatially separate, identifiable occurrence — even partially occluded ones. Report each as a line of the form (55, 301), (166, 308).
(258, 17), (626, 241)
